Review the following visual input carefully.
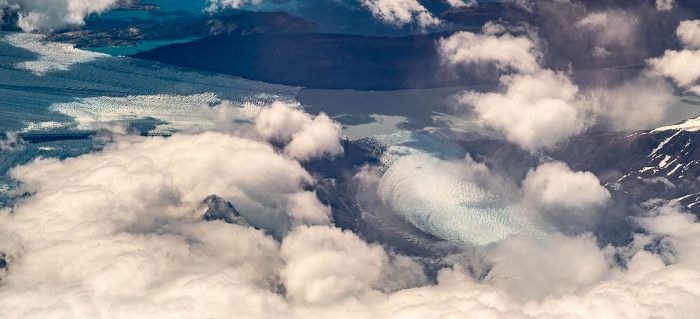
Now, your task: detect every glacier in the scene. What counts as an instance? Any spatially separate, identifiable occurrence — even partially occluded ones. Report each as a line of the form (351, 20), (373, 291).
(0, 32), (300, 135)
(373, 133), (547, 246)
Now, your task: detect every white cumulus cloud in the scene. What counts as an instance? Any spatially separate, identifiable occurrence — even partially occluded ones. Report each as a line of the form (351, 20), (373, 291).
(0, 0), (118, 32)
(359, 0), (441, 28)
(649, 20), (700, 93)
(445, 0), (476, 9)
(206, 0), (262, 11)
(280, 225), (421, 304)
(439, 28), (542, 74)
(523, 161), (611, 210)
(677, 19), (700, 49)
(256, 101), (344, 161)
(649, 49), (700, 87)
(460, 69), (592, 151)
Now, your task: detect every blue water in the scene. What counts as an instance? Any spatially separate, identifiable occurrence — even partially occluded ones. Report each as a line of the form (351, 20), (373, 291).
(83, 37), (202, 56)
(78, 0), (514, 57)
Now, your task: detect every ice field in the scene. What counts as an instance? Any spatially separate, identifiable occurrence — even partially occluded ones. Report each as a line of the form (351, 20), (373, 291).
(0, 32), (300, 135)
(374, 133), (547, 245)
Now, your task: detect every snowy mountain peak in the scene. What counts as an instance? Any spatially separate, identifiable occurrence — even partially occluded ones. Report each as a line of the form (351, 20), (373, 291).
(652, 114), (700, 133)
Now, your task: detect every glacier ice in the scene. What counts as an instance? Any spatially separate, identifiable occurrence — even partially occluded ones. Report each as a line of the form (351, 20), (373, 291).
(3, 33), (108, 76)
(374, 133), (546, 246)
(0, 31), (300, 135)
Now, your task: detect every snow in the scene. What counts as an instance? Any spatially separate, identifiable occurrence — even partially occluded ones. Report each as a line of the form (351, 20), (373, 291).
(617, 173), (631, 183)
(649, 131), (681, 156)
(672, 193), (700, 209)
(651, 115), (700, 132)
(667, 163), (683, 176)
(639, 166), (656, 173)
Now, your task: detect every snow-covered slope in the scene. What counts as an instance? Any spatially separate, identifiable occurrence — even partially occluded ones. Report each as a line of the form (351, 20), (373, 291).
(652, 115), (700, 133)
(551, 119), (700, 214)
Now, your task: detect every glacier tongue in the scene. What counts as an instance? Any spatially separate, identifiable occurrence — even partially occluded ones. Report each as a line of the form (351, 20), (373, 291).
(374, 133), (546, 246)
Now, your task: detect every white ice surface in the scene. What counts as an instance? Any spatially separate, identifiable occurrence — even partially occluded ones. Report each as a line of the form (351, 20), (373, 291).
(0, 32), (300, 135)
(374, 133), (546, 246)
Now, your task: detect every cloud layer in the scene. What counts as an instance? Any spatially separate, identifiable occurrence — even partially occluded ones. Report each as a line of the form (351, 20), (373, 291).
(2, 123), (700, 318)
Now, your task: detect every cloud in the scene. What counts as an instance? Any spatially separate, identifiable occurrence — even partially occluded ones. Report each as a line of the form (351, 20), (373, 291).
(574, 10), (640, 58)
(439, 26), (600, 151)
(255, 101), (344, 161)
(656, 0), (675, 11)
(534, 0), (670, 70)
(280, 225), (387, 304)
(206, 0), (262, 12)
(523, 161), (610, 210)
(649, 20), (700, 91)
(443, 20), (675, 146)
(592, 75), (674, 130)
(286, 191), (333, 226)
(359, 0), (441, 28)
(280, 225), (427, 305)
(0, 129), (699, 318)
(677, 20), (700, 49)
(374, 205), (700, 318)
(445, 0), (476, 9)
(8, 131), (326, 235)
(0, 132), (307, 317)
(439, 27), (542, 74)
(486, 233), (610, 300)
(649, 49), (700, 87)
(0, 0), (118, 32)
(0, 127), (425, 316)
(0, 132), (25, 151)
(460, 69), (592, 151)
(0, 0), (17, 26)
(1, 2), (698, 318)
